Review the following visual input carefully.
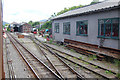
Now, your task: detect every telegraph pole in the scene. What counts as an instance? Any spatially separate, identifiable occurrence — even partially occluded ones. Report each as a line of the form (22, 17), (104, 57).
(0, 0), (4, 79)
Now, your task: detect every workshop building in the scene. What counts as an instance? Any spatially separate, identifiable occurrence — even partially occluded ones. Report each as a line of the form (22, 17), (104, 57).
(52, 0), (120, 49)
(19, 23), (32, 33)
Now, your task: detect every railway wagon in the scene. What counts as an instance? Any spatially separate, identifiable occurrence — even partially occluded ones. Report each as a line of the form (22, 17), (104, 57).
(51, 0), (120, 50)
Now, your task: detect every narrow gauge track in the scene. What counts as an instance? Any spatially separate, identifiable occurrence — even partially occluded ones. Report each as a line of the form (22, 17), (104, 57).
(30, 37), (85, 79)
(33, 37), (118, 79)
(7, 33), (61, 79)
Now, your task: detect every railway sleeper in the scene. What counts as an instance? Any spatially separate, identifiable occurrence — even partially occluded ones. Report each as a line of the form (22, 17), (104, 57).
(66, 45), (104, 61)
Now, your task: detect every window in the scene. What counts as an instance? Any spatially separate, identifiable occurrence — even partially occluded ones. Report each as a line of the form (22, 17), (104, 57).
(76, 20), (88, 36)
(54, 23), (59, 33)
(98, 18), (119, 39)
(63, 22), (70, 35)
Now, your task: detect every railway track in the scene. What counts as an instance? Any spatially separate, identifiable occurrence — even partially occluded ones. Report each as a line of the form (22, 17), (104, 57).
(7, 33), (61, 79)
(30, 37), (85, 79)
(33, 37), (118, 79)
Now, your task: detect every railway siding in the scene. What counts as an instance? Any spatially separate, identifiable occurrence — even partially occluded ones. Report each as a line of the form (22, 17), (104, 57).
(32, 38), (83, 79)
(43, 42), (118, 74)
(33, 37), (117, 79)
(35, 39), (117, 79)
(54, 51), (116, 78)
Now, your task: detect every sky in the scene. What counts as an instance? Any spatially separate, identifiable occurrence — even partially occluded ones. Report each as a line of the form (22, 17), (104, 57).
(2, 0), (104, 23)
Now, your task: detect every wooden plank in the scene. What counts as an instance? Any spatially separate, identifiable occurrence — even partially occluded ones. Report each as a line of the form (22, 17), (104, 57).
(18, 35), (24, 38)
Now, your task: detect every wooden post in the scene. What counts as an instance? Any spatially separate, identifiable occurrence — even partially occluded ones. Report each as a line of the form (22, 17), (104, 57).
(0, 0), (4, 79)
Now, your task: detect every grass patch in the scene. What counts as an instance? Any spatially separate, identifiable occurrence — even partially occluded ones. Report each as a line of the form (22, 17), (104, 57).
(49, 39), (53, 44)
(73, 57), (77, 60)
(66, 56), (70, 59)
(79, 56), (82, 60)
(117, 73), (120, 79)
(43, 41), (47, 43)
(89, 55), (97, 61)
(92, 65), (98, 69)
(44, 36), (47, 39)
(75, 64), (78, 67)
(70, 49), (76, 53)
(114, 59), (120, 66)
(105, 70), (113, 74)
(84, 62), (89, 65)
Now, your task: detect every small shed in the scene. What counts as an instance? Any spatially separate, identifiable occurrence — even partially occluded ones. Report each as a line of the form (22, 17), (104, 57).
(19, 23), (32, 33)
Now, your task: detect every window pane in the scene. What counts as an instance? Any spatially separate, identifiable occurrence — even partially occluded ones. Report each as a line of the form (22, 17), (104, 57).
(80, 25), (84, 34)
(99, 20), (104, 24)
(84, 25), (87, 34)
(112, 18), (119, 24)
(112, 24), (119, 37)
(105, 24), (111, 37)
(105, 19), (111, 23)
(76, 21), (88, 35)
(77, 25), (80, 34)
(100, 24), (104, 36)
(55, 23), (59, 33)
(63, 22), (70, 34)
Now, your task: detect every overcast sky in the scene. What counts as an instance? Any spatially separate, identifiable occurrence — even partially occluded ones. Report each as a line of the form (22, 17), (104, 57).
(2, 0), (104, 23)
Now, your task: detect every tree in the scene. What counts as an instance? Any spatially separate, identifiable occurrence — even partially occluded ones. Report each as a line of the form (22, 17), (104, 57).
(28, 21), (33, 25)
(90, 0), (99, 5)
(40, 21), (52, 30)
(28, 21), (40, 27)
(32, 21), (40, 27)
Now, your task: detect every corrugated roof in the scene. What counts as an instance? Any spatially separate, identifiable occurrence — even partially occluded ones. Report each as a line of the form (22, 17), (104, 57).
(52, 0), (120, 20)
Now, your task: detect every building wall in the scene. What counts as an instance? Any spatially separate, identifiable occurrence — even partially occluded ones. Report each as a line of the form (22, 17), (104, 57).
(21, 24), (31, 33)
(52, 9), (120, 49)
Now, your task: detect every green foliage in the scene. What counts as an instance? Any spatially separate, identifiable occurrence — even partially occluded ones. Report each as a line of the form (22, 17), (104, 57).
(49, 39), (53, 44)
(92, 65), (98, 69)
(32, 22), (40, 27)
(89, 55), (97, 60)
(75, 64), (78, 67)
(5, 24), (9, 26)
(105, 70), (113, 74)
(79, 56), (82, 60)
(40, 21), (52, 30)
(90, 0), (99, 5)
(114, 59), (120, 66)
(70, 49), (76, 52)
(7, 27), (10, 31)
(28, 21), (40, 27)
(50, 0), (99, 18)
(117, 73), (120, 79)
(56, 5), (83, 16)
(84, 62), (89, 65)
(28, 21), (33, 25)
(2, 25), (5, 28)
